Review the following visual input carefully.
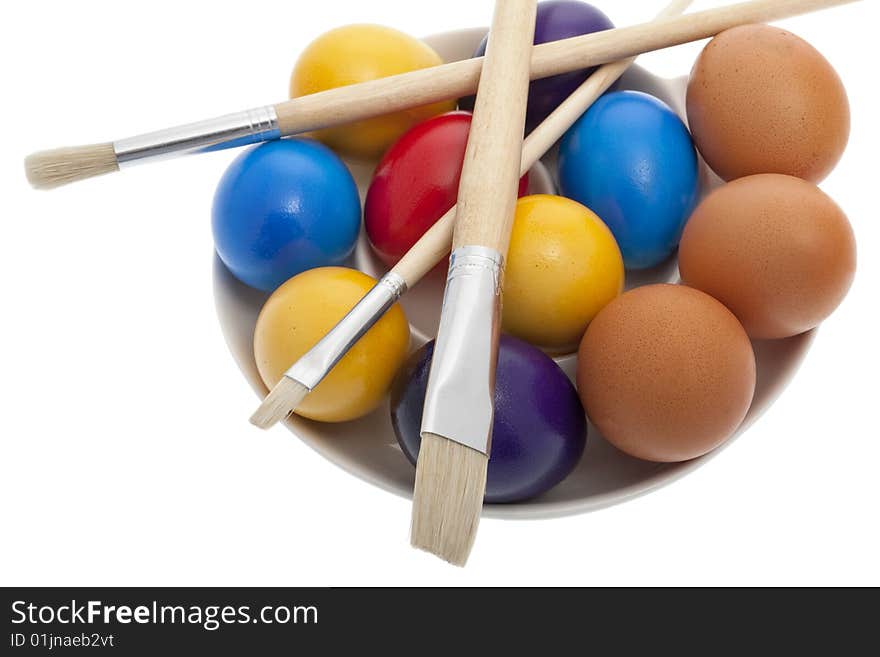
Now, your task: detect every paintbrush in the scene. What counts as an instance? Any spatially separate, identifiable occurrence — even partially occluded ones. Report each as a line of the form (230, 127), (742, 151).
(249, 0), (694, 430)
(26, 0), (858, 190)
(407, 0), (537, 566)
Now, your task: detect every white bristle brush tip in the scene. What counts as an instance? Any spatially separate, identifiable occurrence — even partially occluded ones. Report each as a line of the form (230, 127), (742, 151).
(25, 143), (119, 190)
(249, 377), (309, 430)
(411, 434), (488, 567)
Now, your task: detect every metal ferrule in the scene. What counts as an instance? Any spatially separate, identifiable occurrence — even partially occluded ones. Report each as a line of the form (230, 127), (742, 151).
(113, 106), (280, 167)
(420, 246), (504, 455)
(284, 271), (408, 391)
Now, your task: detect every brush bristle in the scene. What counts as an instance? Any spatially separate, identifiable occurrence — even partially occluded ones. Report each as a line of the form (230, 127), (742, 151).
(250, 377), (309, 429)
(25, 143), (119, 189)
(411, 433), (488, 566)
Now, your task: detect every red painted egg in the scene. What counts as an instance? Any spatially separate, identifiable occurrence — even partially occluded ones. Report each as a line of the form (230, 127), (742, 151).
(364, 111), (529, 267)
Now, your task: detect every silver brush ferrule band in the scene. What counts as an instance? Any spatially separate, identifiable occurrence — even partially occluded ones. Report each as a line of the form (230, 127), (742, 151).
(420, 246), (504, 455)
(113, 106), (280, 167)
(285, 271), (408, 390)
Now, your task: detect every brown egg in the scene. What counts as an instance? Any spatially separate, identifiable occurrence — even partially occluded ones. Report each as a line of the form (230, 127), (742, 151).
(687, 24), (849, 183)
(577, 284), (755, 463)
(679, 174), (856, 339)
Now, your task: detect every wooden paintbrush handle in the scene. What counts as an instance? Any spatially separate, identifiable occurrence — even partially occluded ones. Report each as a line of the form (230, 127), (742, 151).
(452, 0), (536, 252)
(273, 0), (856, 137)
(391, 207), (455, 285)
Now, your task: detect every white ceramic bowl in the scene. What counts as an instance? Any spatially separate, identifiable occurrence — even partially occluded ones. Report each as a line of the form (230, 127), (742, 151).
(214, 28), (816, 519)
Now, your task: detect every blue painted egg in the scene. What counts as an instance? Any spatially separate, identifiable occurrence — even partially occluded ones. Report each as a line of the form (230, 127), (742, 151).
(559, 91), (699, 269)
(391, 335), (587, 503)
(212, 139), (361, 292)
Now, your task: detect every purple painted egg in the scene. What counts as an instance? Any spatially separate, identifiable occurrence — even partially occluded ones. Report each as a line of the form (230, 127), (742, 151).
(390, 335), (587, 503)
(460, 1), (615, 132)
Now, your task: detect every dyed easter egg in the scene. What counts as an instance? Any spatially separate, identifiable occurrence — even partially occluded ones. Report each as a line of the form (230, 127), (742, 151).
(577, 285), (756, 463)
(290, 24), (456, 160)
(212, 139), (360, 292)
(364, 111), (528, 267)
(503, 195), (624, 353)
(687, 25), (849, 183)
(679, 174), (856, 339)
(391, 335), (587, 503)
(559, 91), (699, 269)
(460, 1), (614, 132)
(254, 267), (410, 423)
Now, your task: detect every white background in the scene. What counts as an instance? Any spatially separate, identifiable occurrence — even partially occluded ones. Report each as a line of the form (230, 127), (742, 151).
(2, 0), (877, 586)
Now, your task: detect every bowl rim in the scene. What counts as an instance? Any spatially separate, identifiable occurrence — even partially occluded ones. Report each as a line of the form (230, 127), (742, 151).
(212, 26), (817, 520)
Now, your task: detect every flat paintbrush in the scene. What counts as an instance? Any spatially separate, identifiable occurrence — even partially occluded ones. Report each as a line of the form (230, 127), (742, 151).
(26, 0), (858, 190)
(250, 0), (694, 430)
(408, 0), (537, 566)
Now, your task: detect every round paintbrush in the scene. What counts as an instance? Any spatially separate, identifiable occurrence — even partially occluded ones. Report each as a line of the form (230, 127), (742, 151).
(25, 0), (858, 190)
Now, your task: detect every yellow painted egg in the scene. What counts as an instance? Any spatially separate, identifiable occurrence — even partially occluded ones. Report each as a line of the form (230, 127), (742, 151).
(290, 24), (456, 160)
(503, 194), (625, 353)
(254, 267), (411, 422)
